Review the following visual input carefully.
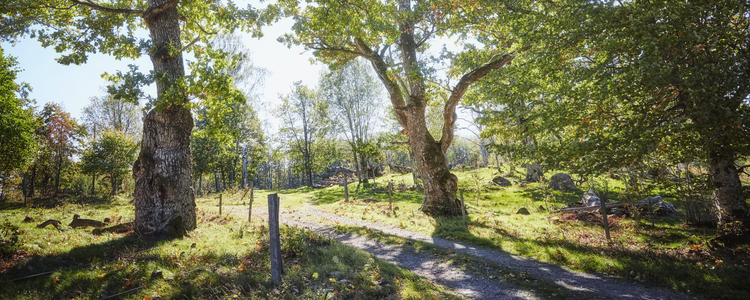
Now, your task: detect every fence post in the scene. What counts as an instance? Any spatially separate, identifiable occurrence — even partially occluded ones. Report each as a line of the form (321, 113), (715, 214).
(460, 189), (467, 228)
(219, 194), (222, 217)
(268, 193), (282, 285)
(248, 182), (254, 223)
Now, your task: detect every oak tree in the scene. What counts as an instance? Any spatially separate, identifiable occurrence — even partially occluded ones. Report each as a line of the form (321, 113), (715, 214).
(2, 0), (262, 234)
(276, 0), (517, 216)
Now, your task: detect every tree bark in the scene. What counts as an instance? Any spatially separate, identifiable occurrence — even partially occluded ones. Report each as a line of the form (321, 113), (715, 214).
(214, 171), (220, 192)
(241, 146), (249, 189)
(133, 0), (195, 235)
(708, 151), (749, 235)
(28, 164), (35, 198)
(407, 106), (462, 215)
(55, 151), (62, 192)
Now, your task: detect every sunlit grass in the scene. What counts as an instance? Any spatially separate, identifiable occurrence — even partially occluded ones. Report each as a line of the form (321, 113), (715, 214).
(1, 195), (462, 299)
(274, 166), (750, 300)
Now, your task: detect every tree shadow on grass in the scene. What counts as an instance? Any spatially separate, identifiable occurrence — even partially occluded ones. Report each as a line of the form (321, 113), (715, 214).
(431, 214), (749, 300)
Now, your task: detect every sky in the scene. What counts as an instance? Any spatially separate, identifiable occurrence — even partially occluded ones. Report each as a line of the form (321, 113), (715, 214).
(1, 17), (324, 129)
(0, 3), (477, 139)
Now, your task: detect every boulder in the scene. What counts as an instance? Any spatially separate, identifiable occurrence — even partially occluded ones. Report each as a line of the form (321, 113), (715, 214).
(516, 207), (531, 215)
(491, 176), (511, 187)
(581, 189), (601, 207)
(548, 173), (576, 191)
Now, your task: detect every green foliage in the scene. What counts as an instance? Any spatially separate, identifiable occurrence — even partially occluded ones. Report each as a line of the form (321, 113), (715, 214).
(275, 82), (336, 184)
(0, 47), (37, 174)
(0, 219), (21, 256)
(473, 0), (750, 174)
(80, 131), (138, 194)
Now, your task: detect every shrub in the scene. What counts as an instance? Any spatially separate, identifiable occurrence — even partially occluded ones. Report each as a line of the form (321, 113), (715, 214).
(0, 219), (21, 256)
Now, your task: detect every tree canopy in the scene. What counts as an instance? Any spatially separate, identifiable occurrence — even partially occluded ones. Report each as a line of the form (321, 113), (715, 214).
(0, 47), (36, 175)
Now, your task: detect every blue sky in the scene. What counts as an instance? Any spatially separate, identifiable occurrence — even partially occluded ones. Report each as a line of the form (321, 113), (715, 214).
(1, 17), (323, 127)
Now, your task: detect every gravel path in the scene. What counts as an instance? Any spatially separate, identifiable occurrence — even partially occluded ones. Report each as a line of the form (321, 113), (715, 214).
(230, 204), (694, 300)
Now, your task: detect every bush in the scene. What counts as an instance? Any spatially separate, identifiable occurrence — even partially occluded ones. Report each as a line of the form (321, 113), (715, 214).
(0, 219), (21, 256)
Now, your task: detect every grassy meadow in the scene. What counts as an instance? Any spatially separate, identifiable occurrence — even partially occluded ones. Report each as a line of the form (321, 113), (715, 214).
(1, 165), (748, 299)
(0, 195), (460, 300)
(218, 166), (747, 300)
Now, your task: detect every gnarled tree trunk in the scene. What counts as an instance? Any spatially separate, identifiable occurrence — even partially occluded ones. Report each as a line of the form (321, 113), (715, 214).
(133, 0), (195, 235)
(708, 151), (749, 236)
(406, 107), (461, 215)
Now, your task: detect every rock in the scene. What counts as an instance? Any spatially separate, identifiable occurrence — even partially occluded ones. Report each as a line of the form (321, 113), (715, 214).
(581, 189), (600, 207)
(22, 216), (35, 223)
(516, 207), (530, 215)
(548, 173), (576, 191)
(491, 176), (511, 187)
(538, 205), (546, 212)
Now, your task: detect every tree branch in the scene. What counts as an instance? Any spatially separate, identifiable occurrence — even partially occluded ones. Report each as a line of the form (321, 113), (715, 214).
(439, 53), (515, 152)
(353, 38), (409, 129)
(143, 0), (181, 21)
(68, 0), (143, 15)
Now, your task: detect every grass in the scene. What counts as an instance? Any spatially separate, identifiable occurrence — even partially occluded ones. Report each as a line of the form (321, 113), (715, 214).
(284, 166), (750, 300)
(0, 194), (462, 299)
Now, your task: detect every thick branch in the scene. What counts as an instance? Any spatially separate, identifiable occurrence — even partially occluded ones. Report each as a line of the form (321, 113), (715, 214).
(440, 53), (514, 152)
(354, 38), (408, 128)
(143, 0), (181, 21)
(68, 0), (143, 15)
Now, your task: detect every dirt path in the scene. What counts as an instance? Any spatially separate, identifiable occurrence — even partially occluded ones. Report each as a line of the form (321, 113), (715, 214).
(229, 204), (694, 300)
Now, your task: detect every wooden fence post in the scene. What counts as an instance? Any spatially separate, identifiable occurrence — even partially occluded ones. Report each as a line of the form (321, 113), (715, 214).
(248, 182), (254, 223)
(218, 194), (222, 217)
(268, 193), (282, 285)
(460, 190), (467, 228)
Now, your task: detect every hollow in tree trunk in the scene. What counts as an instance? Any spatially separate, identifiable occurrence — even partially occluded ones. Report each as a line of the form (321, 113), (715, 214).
(133, 0), (195, 235)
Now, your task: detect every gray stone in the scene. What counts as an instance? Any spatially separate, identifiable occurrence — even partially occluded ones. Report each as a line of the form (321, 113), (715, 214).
(581, 189), (600, 207)
(548, 173), (576, 191)
(491, 176), (511, 187)
(516, 207), (530, 215)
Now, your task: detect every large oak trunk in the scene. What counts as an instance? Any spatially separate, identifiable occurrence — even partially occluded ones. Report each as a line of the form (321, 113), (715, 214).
(407, 108), (462, 216)
(708, 152), (749, 236)
(133, 107), (195, 234)
(133, 0), (195, 235)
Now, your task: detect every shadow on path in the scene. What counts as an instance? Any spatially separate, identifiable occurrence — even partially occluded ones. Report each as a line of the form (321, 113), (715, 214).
(241, 205), (693, 300)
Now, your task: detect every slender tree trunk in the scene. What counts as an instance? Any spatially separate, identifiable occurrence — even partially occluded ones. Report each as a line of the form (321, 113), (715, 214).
(479, 140), (488, 167)
(28, 164), (35, 198)
(221, 168), (226, 191)
(91, 173), (96, 195)
(708, 151), (749, 236)
(55, 152), (62, 192)
(133, 0), (196, 235)
(214, 171), (220, 192)
(352, 147), (362, 182)
(111, 174), (117, 196)
(198, 175), (202, 196)
(241, 147), (249, 189)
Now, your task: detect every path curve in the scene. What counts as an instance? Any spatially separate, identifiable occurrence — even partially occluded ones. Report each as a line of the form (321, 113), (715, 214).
(230, 205), (694, 300)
